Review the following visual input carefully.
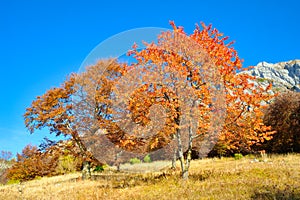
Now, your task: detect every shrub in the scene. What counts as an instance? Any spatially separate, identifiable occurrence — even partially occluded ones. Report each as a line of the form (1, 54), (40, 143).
(7, 144), (60, 181)
(55, 155), (78, 174)
(234, 153), (243, 160)
(244, 154), (256, 159)
(94, 165), (105, 172)
(6, 179), (20, 185)
(129, 158), (141, 165)
(208, 143), (230, 157)
(143, 154), (151, 163)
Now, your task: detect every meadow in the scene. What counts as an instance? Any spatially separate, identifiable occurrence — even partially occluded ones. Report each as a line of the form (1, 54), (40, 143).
(0, 154), (299, 200)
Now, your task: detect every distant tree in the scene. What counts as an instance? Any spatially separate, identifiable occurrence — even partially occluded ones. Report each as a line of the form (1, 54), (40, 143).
(0, 150), (13, 184)
(262, 91), (300, 153)
(0, 151), (12, 161)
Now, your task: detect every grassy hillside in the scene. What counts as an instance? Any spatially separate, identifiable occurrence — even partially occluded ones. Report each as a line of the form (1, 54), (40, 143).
(0, 154), (299, 200)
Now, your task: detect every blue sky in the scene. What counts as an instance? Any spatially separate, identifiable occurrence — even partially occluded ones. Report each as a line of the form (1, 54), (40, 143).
(0, 0), (299, 156)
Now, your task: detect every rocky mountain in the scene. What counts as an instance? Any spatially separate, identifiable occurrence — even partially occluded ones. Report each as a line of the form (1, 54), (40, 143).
(244, 60), (300, 92)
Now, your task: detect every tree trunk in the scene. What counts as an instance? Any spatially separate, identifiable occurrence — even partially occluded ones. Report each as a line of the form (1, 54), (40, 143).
(171, 145), (177, 169)
(172, 150), (177, 169)
(182, 169), (189, 179)
(183, 147), (192, 180)
(115, 150), (122, 172)
(183, 124), (193, 179)
(177, 121), (193, 179)
(177, 128), (191, 179)
(82, 161), (91, 180)
(116, 163), (121, 172)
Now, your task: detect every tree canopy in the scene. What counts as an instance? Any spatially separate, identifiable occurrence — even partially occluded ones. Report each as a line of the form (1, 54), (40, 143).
(24, 21), (275, 179)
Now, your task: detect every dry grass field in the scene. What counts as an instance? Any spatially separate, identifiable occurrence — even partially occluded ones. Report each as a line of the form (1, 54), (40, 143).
(0, 154), (299, 200)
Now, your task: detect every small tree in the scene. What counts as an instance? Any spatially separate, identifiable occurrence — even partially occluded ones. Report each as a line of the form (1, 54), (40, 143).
(0, 151), (12, 161)
(0, 150), (13, 173)
(0, 150), (13, 184)
(7, 140), (84, 182)
(7, 144), (60, 181)
(263, 91), (300, 153)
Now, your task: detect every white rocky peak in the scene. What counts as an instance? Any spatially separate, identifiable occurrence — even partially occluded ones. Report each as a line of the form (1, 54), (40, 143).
(244, 60), (300, 92)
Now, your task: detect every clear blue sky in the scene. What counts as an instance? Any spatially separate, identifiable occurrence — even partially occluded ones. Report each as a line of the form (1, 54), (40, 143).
(0, 0), (299, 156)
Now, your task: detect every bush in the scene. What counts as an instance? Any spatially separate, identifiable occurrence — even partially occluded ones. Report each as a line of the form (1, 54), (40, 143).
(143, 154), (151, 163)
(7, 145), (59, 181)
(94, 165), (105, 172)
(56, 155), (78, 174)
(6, 179), (20, 185)
(129, 158), (141, 165)
(234, 153), (243, 160)
(6, 144), (75, 182)
(208, 143), (229, 157)
(244, 154), (256, 159)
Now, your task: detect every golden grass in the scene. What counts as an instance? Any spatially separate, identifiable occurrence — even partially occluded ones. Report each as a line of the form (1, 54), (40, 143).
(0, 154), (299, 200)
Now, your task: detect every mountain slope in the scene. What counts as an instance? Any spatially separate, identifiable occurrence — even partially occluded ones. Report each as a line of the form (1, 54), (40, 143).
(244, 60), (300, 92)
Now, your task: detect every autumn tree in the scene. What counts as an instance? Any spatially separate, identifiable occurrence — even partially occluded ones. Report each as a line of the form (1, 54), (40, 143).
(24, 60), (126, 179)
(120, 21), (275, 179)
(262, 91), (300, 153)
(24, 21), (275, 180)
(24, 74), (98, 179)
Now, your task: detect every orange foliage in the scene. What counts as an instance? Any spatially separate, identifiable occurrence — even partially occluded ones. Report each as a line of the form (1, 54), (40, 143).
(7, 144), (59, 181)
(24, 21), (275, 178)
(126, 21), (274, 156)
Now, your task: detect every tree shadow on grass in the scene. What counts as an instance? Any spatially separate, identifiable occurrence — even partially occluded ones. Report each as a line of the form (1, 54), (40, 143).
(251, 185), (300, 200)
